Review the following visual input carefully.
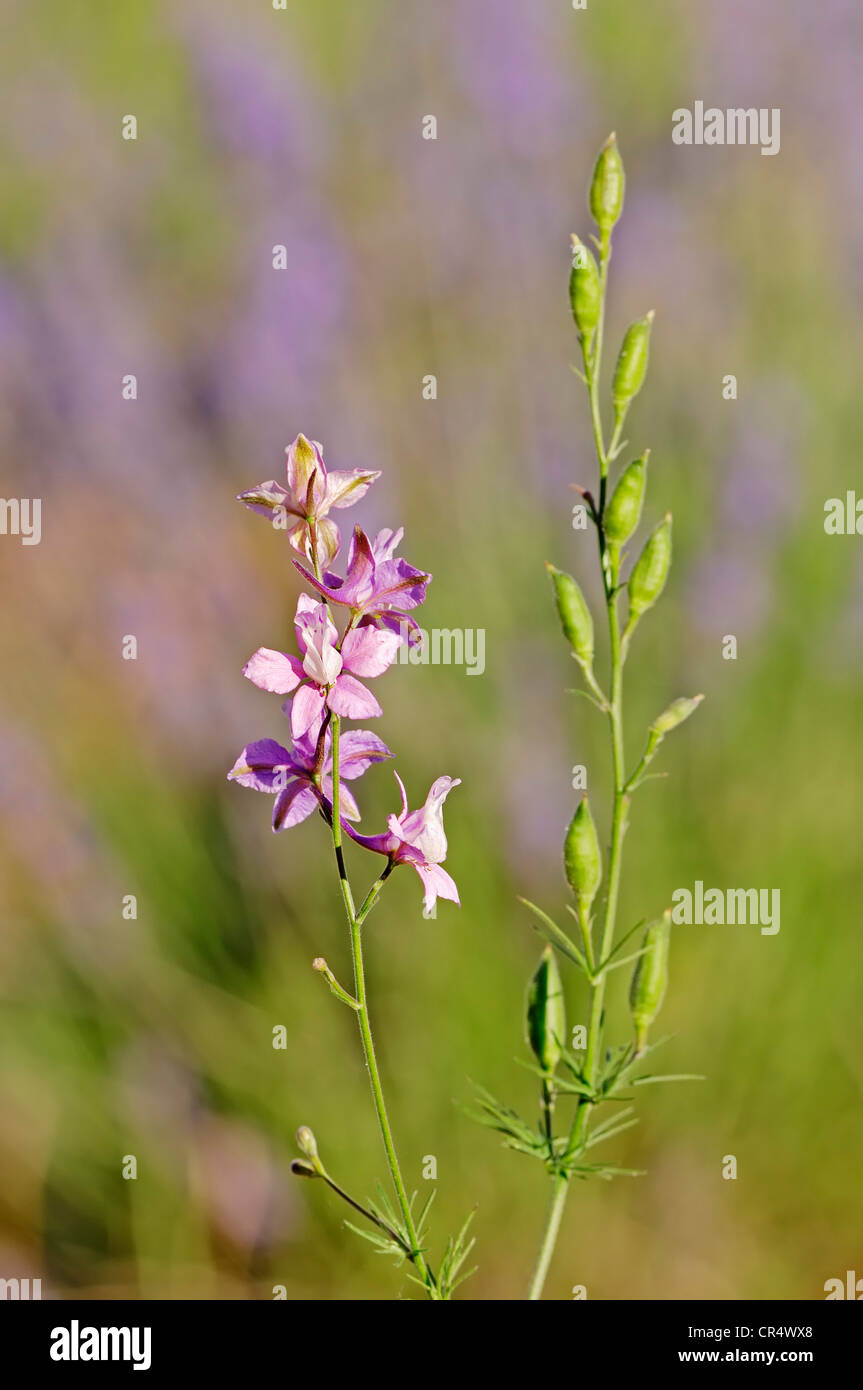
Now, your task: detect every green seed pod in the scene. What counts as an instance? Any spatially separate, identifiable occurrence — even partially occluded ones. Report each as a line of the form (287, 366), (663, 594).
(546, 563), (594, 669)
(650, 694), (704, 738)
(612, 312), (654, 416)
(569, 235), (601, 342)
(604, 451), (649, 549)
(564, 796), (602, 919)
(628, 514), (672, 624)
(629, 912), (671, 1054)
(589, 132), (625, 233)
(526, 946), (566, 1075)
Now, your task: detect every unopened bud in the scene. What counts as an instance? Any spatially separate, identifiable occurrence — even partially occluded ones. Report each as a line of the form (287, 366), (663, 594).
(650, 694), (704, 738)
(564, 796), (602, 920)
(589, 132), (625, 233)
(546, 563), (594, 670)
(295, 1126), (319, 1161)
(290, 1159), (319, 1179)
(526, 946), (566, 1075)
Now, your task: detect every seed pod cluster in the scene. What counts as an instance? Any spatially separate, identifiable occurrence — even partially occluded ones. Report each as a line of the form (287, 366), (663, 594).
(546, 563), (594, 670)
(564, 796), (602, 922)
(569, 235), (601, 343)
(628, 514), (672, 626)
(612, 312), (654, 419)
(526, 946), (566, 1075)
(589, 133), (625, 233)
(605, 451), (649, 550)
(629, 912), (671, 1055)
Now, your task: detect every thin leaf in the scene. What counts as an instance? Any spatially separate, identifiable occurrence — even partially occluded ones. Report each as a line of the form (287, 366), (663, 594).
(518, 897), (591, 974)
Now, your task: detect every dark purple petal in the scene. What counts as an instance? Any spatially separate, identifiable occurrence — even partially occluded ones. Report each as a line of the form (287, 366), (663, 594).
(227, 738), (296, 791)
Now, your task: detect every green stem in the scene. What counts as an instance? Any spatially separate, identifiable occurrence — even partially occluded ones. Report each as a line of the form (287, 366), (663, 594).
(528, 228), (631, 1300)
(329, 714), (438, 1299)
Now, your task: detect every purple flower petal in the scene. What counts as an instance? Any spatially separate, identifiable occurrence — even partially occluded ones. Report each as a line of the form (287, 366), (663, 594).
(337, 729), (392, 779)
(272, 780), (319, 831)
(227, 738), (296, 791)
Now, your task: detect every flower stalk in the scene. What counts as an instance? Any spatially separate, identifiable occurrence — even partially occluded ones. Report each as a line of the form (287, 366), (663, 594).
(230, 438), (467, 1299)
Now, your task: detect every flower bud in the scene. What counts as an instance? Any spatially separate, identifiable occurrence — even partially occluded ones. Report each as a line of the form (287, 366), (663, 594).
(569, 236), (601, 342)
(564, 796), (602, 919)
(650, 694), (704, 738)
(629, 912), (671, 1054)
(628, 514), (672, 624)
(526, 945), (566, 1075)
(546, 563), (594, 669)
(612, 312), (654, 417)
(589, 132), (625, 233)
(290, 1159), (319, 1179)
(604, 452), (649, 549)
(295, 1126), (319, 1161)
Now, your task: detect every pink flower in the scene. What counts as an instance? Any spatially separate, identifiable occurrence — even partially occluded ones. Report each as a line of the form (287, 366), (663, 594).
(227, 720), (391, 832)
(294, 526), (430, 640)
(345, 773), (461, 913)
(237, 434), (379, 568)
(242, 595), (400, 740)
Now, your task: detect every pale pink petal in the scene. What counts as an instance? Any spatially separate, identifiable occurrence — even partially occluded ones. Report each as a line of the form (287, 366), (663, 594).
(323, 468), (381, 511)
(328, 673), (382, 720)
(237, 480), (299, 520)
(414, 862), (460, 913)
(370, 527), (404, 562)
(398, 776), (461, 863)
(290, 684), (327, 740)
(341, 625), (400, 677)
(242, 648), (304, 695)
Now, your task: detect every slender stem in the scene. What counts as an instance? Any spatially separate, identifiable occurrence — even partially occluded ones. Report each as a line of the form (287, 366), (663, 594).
(329, 714), (438, 1298)
(528, 227), (632, 1300)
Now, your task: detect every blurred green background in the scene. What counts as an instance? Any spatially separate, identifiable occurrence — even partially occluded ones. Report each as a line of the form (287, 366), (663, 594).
(1, 0), (861, 1300)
